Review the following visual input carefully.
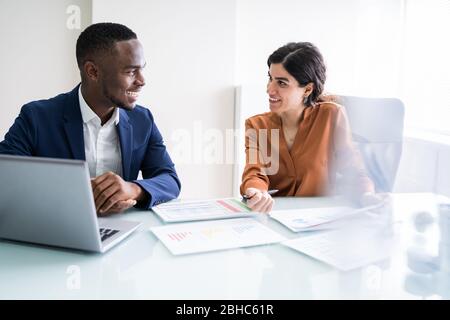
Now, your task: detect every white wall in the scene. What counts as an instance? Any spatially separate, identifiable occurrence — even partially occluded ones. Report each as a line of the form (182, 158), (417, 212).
(236, 0), (403, 96)
(0, 0), (91, 136)
(92, 0), (236, 199)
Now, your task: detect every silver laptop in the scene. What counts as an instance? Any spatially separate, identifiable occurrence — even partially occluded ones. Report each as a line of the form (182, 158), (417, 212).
(0, 155), (141, 253)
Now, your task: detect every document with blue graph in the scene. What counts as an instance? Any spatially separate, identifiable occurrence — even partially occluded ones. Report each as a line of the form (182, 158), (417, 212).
(151, 218), (285, 255)
(270, 206), (371, 232)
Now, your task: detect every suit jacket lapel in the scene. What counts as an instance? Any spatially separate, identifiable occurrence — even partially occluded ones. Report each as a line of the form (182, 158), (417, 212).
(117, 109), (133, 180)
(63, 85), (85, 160)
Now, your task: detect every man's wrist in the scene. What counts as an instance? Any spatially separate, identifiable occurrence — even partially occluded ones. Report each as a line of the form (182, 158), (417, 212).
(130, 182), (146, 201)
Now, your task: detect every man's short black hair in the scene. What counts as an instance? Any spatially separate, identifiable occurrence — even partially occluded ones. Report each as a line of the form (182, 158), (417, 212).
(76, 22), (137, 68)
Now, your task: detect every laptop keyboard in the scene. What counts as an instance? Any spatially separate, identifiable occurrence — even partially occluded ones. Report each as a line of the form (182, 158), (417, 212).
(99, 228), (119, 242)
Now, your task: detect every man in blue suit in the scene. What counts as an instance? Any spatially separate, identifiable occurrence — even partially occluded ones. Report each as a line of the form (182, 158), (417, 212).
(0, 23), (181, 215)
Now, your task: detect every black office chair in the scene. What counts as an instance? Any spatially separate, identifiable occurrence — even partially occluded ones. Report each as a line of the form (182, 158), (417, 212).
(339, 95), (405, 193)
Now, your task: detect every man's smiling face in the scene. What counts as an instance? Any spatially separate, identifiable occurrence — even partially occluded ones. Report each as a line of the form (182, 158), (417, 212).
(97, 39), (146, 110)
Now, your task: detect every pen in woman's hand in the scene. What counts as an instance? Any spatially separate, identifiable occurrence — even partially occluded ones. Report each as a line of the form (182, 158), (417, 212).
(242, 189), (278, 203)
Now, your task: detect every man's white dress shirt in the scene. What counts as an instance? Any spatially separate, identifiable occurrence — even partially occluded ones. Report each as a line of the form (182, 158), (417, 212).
(78, 86), (123, 178)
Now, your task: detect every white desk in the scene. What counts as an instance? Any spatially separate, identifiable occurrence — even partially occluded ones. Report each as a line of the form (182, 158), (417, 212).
(1, 193), (449, 299)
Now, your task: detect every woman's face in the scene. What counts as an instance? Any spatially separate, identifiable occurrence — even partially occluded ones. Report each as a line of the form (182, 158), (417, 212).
(266, 63), (309, 115)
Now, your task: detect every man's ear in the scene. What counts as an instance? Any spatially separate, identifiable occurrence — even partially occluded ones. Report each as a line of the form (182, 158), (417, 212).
(83, 61), (99, 82)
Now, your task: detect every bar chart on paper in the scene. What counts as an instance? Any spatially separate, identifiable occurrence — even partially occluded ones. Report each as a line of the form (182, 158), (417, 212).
(152, 198), (255, 223)
(151, 218), (285, 255)
(167, 232), (193, 242)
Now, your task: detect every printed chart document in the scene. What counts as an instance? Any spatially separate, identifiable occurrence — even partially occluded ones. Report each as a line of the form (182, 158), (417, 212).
(282, 228), (394, 271)
(152, 198), (255, 223)
(270, 205), (380, 232)
(151, 218), (285, 255)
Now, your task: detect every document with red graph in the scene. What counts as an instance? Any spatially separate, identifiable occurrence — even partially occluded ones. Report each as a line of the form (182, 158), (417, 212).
(151, 218), (285, 255)
(152, 198), (256, 223)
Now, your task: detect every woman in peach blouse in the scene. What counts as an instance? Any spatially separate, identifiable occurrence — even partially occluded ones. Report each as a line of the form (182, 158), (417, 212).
(240, 42), (375, 212)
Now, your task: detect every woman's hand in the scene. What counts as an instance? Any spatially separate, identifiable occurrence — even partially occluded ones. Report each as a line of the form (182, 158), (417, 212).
(244, 188), (274, 213)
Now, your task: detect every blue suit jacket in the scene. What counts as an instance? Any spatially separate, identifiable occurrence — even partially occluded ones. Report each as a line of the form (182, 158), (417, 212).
(0, 85), (181, 208)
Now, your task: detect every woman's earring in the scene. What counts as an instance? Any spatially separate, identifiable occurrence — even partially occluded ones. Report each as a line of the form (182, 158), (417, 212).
(303, 96), (308, 105)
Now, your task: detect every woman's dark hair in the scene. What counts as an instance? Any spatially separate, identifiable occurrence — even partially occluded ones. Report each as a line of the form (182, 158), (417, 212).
(267, 42), (326, 107)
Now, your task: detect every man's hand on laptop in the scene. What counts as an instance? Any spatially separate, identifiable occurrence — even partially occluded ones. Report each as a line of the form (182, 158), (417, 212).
(91, 172), (146, 216)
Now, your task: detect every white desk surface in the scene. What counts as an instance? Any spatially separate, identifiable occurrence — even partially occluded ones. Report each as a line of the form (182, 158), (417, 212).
(1, 193), (449, 300)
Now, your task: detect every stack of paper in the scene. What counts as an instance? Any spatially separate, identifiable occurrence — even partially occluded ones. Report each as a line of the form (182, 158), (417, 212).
(151, 218), (285, 255)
